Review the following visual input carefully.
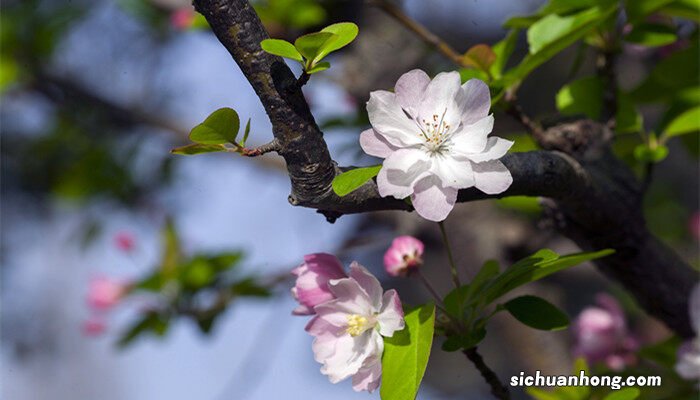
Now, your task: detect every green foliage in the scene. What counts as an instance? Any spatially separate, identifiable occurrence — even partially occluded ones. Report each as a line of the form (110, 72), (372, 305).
(381, 303), (435, 400)
(118, 312), (170, 347)
(625, 23), (677, 47)
(490, 30), (520, 79)
(254, 0), (326, 29)
(261, 22), (358, 76)
(631, 42), (699, 103)
(556, 76), (604, 119)
(331, 165), (381, 196)
(502, 295), (570, 331)
(527, 358), (591, 400)
(189, 108), (240, 145)
(171, 143), (227, 155)
(662, 106), (700, 139)
(603, 388), (641, 400)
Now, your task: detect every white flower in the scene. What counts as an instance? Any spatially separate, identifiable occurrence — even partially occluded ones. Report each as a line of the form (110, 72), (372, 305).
(304, 262), (404, 392)
(676, 283), (700, 381)
(361, 69), (513, 221)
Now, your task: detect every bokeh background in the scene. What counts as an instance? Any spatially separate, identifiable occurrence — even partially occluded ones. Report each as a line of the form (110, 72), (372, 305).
(1, 0), (698, 399)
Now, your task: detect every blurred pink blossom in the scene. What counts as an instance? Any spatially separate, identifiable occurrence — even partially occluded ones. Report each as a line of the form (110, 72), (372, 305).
(676, 283), (700, 381)
(82, 318), (106, 336)
(383, 235), (424, 277)
(113, 231), (135, 252)
(689, 212), (700, 241)
(87, 276), (128, 311)
(572, 293), (639, 371)
(170, 7), (195, 30)
(291, 253), (347, 315)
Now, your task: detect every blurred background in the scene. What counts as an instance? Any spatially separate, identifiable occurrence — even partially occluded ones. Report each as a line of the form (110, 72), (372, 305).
(1, 0), (698, 399)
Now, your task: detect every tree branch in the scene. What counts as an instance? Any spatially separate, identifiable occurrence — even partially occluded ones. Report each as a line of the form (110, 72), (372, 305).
(464, 347), (510, 400)
(193, 0), (696, 338)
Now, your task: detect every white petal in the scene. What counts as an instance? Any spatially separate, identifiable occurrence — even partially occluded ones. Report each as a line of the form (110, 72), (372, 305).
(472, 160), (513, 194)
(464, 137), (513, 163)
(377, 149), (431, 199)
(352, 355), (382, 393)
(320, 333), (370, 383)
(417, 71), (462, 133)
(430, 155), (475, 189)
(410, 176), (458, 222)
(451, 114), (494, 155)
(367, 90), (423, 147)
(457, 79), (491, 125)
(359, 128), (398, 159)
(349, 262), (383, 310)
(377, 289), (405, 337)
(395, 69), (430, 114)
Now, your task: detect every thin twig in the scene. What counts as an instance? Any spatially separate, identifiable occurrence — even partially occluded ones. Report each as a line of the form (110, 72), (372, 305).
(370, 0), (465, 67)
(641, 162), (654, 193)
(503, 92), (544, 139)
(438, 221), (461, 288)
(240, 138), (281, 157)
(463, 347), (510, 400)
(297, 71), (310, 88)
(412, 270), (449, 313)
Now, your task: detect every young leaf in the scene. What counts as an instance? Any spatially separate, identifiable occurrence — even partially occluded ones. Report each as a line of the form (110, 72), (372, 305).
(556, 76), (603, 119)
(294, 31), (335, 62)
(631, 42), (699, 103)
(633, 143), (669, 163)
(260, 39), (304, 62)
(331, 165), (381, 196)
(616, 94), (643, 134)
(171, 143), (227, 155)
(315, 22), (359, 62)
(663, 106), (700, 138)
(189, 108), (240, 144)
(306, 61), (331, 74)
(490, 29), (520, 79)
(462, 44), (497, 72)
(241, 118), (251, 146)
(381, 303), (435, 400)
(603, 388), (641, 400)
(625, 23), (677, 47)
(503, 295), (570, 331)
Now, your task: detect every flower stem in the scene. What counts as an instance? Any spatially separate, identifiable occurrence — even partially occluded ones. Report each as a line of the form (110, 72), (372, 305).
(413, 270), (444, 306)
(463, 347), (510, 400)
(438, 221), (461, 288)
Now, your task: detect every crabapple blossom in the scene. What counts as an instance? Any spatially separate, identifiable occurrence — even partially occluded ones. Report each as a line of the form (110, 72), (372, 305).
(303, 262), (404, 392)
(291, 253), (347, 315)
(360, 69), (513, 221)
(383, 235), (424, 276)
(675, 283), (700, 381)
(87, 276), (129, 311)
(572, 293), (639, 371)
(114, 231), (135, 252)
(82, 317), (107, 336)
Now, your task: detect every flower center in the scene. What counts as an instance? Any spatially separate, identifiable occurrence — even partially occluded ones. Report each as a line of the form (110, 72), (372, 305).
(415, 108), (453, 154)
(346, 314), (372, 337)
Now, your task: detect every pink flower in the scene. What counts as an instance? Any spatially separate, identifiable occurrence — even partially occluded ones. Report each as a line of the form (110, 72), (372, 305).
(572, 294), (638, 371)
(383, 235), (424, 276)
(676, 283), (700, 380)
(87, 276), (128, 311)
(82, 317), (106, 336)
(361, 69), (513, 221)
(689, 212), (700, 241)
(170, 7), (195, 30)
(114, 231), (135, 252)
(291, 253), (347, 315)
(305, 262), (405, 392)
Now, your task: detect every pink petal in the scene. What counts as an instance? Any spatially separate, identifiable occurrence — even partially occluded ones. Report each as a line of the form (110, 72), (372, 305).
(457, 79), (492, 125)
(349, 262), (383, 310)
(464, 137), (513, 163)
(472, 160), (513, 195)
(359, 128), (397, 159)
(377, 289), (405, 337)
(410, 176), (458, 222)
(394, 69), (430, 114)
(352, 356), (382, 393)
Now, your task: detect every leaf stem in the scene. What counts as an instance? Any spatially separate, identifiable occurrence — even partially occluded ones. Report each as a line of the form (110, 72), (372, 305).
(463, 347), (510, 400)
(438, 221), (461, 288)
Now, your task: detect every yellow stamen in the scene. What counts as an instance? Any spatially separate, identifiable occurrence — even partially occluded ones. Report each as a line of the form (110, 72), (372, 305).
(346, 314), (368, 337)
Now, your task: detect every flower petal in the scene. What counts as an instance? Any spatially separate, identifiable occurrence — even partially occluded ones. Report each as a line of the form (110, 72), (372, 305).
(395, 69), (430, 114)
(463, 137), (513, 163)
(450, 115), (494, 156)
(430, 155), (475, 189)
(359, 128), (398, 158)
(457, 79), (491, 126)
(472, 160), (513, 194)
(377, 149), (431, 199)
(352, 355), (382, 393)
(377, 289), (405, 337)
(418, 71), (461, 117)
(410, 176), (458, 222)
(367, 90), (423, 147)
(320, 330), (378, 383)
(349, 262), (383, 310)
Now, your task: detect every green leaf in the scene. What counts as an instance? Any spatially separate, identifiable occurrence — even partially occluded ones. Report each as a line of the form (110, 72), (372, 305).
(490, 29), (520, 79)
(659, 0), (700, 22)
(231, 277), (272, 297)
(634, 143), (669, 163)
(556, 76), (603, 119)
(624, 0), (676, 22)
(663, 106), (700, 138)
(603, 388), (641, 400)
(463, 44), (497, 72)
(294, 31), (335, 62)
(459, 68), (490, 83)
(625, 23), (677, 47)
(381, 303), (435, 400)
(503, 295), (570, 330)
(189, 108), (240, 144)
(616, 94), (643, 133)
(637, 336), (682, 368)
(260, 38), (303, 62)
(306, 61), (331, 74)
(171, 143), (227, 155)
(316, 22), (358, 61)
(241, 118), (251, 146)
(117, 312), (170, 347)
(631, 42), (699, 103)
(441, 327), (486, 352)
(331, 165), (381, 197)
(463, 260), (500, 306)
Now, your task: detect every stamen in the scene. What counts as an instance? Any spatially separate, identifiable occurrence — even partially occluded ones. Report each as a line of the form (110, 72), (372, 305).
(346, 314), (368, 337)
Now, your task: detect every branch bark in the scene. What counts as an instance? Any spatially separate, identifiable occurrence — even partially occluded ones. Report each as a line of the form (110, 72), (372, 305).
(192, 0), (696, 337)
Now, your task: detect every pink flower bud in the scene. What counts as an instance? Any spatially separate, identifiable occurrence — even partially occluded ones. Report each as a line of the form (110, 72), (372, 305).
(114, 231), (135, 252)
(383, 236), (424, 277)
(170, 7), (195, 30)
(291, 253), (347, 315)
(82, 318), (106, 336)
(87, 276), (128, 311)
